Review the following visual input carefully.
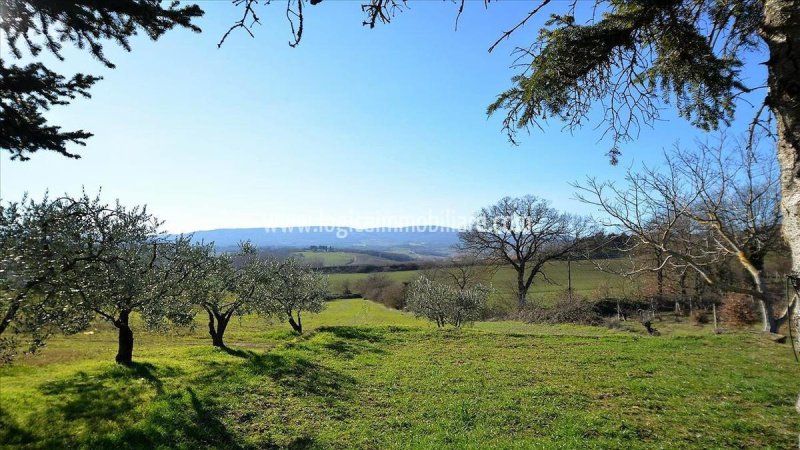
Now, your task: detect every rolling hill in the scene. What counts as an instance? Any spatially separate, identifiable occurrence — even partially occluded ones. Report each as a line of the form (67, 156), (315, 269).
(182, 226), (461, 254)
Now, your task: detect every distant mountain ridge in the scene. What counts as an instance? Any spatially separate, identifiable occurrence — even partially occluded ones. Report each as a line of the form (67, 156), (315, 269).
(179, 225), (462, 252)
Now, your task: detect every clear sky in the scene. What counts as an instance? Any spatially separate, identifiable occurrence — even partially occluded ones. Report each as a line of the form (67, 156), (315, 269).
(0, 1), (768, 233)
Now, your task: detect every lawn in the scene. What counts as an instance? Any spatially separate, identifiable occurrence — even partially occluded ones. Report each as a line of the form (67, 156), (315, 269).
(1, 299), (798, 449)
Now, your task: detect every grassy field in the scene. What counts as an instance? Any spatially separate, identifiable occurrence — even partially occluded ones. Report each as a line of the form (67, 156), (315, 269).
(293, 251), (400, 267)
(1, 299), (798, 449)
(329, 260), (634, 312)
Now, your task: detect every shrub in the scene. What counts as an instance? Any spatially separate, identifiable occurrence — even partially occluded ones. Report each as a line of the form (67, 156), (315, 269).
(603, 317), (622, 329)
(381, 283), (408, 310)
(522, 291), (603, 326)
(690, 308), (710, 325)
(405, 276), (490, 327)
(357, 274), (399, 308)
(720, 293), (759, 327)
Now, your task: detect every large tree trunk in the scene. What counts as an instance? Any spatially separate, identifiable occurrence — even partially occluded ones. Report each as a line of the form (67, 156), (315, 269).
(763, 0), (800, 346)
(114, 310), (134, 365)
(516, 268), (527, 309)
(762, 0), (800, 419)
(758, 298), (778, 333)
(655, 249), (664, 305)
(207, 309), (230, 348)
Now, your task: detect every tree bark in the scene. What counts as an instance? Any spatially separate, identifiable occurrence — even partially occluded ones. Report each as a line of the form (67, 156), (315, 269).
(114, 310), (134, 365)
(763, 0), (800, 346)
(738, 252), (776, 332)
(207, 309), (230, 348)
(758, 297), (778, 333)
(0, 295), (22, 337)
(655, 249), (664, 306)
(677, 269), (688, 315)
(516, 268), (527, 309)
(287, 310), (302, 334)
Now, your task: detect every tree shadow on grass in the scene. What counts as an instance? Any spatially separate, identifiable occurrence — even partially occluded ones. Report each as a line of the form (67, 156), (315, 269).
(316, 326), (386, 342)
(93, 386), (242, 449)
(217, 347), (356, 400)
(37, 365), (158, 423)
(7, 336), (367, 449)
(0, 407), (37, 446)
(314, 326), (390, 360)
(12, 362), (243, 449)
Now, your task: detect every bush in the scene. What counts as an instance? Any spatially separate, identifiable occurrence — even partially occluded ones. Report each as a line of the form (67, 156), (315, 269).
(720, 294), (759, 327)
(354, 274), (408, 309)
(381, 283), (408, 309)
(521, 292), (603, 326)
(603, 317), (622, 329)
(690, 308), (710, 325)
(405, 276), (490, 327)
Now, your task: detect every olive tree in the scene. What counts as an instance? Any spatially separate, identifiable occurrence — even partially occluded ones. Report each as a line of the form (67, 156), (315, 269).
(67, 200), (209, 364)
(1, 192), (208, 364)
(255, 257), (327, 334)
(405, 276), (490, 328)
(459, 195), (591, 308)
(0, 194), (96, 360)
(186, 242), (264, 348)
(185, 249), (237, 348)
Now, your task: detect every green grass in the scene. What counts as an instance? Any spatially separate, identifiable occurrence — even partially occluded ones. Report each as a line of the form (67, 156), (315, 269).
(1, 299), (798, 449)
(329, 260), (636, 313)
(293, 251), (398, 267)
(328, 269), (421, 290)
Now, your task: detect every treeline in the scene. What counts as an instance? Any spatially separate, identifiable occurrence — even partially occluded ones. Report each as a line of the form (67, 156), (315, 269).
(318, 262), (422, 274)
(343, 249), (415, 262)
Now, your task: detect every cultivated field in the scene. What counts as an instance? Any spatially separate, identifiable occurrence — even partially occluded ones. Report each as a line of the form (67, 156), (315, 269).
(1, 299), (797, 449)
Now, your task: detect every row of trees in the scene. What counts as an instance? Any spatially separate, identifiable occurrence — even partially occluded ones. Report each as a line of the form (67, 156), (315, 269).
(0, 193), (327, 364)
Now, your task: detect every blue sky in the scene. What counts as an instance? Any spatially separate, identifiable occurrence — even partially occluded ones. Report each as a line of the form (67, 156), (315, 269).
(1, 1), (768, 233)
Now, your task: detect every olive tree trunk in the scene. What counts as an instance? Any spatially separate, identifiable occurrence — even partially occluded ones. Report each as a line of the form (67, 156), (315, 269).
(763, 0), (800, 345)
(206, 309), (232, 348)
(114, 309), (134, 365)
(287, 310), (303, 334)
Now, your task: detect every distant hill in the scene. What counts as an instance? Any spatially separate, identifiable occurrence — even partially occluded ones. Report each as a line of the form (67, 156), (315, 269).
(181, 226), (461, 254)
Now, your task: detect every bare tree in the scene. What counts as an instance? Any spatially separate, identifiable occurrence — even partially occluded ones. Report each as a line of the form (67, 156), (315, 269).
(459, 195), (591, 309)
(575, 135), (793, 333)
(422, 257), (496, 292)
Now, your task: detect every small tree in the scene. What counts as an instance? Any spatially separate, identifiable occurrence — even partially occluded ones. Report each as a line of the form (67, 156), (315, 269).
(459, 195), (591, 309)
(255, 258), (327, 334)
(406, 276), (490, 328)
(186, 243), (262, 348)
(2, 192), (207, 364)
